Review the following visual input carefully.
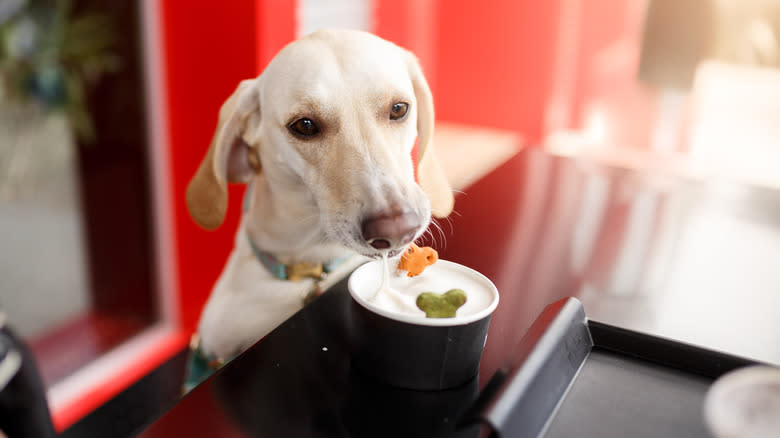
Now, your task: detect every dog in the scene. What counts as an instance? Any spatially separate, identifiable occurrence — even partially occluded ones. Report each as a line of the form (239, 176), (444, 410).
(183, 29), (454, 389)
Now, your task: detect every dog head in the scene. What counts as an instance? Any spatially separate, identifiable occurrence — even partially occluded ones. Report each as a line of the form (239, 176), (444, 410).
(186, 29), (453, 258)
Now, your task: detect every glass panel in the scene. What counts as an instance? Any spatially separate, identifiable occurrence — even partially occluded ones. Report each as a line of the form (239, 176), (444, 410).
(0, 0), (157, 388)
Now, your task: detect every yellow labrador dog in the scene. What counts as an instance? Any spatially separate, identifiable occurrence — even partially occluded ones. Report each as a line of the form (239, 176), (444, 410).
(184, 29), (453, 386)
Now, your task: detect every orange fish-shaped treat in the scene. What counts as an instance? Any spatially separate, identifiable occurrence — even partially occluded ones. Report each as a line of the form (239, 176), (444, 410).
(397, 243), (438, 277)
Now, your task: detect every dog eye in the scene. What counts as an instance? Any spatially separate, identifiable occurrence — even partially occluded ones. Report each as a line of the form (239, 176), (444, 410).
(288, 118), (320, 138)
(389, 102), (409, 121)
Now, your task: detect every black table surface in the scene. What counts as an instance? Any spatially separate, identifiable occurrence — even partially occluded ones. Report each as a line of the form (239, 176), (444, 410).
(64, 149), (558, 438)
(61, 147), (780, 437)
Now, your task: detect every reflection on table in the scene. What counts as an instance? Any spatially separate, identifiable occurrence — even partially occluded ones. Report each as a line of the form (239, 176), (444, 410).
(82, 146), (780, 437)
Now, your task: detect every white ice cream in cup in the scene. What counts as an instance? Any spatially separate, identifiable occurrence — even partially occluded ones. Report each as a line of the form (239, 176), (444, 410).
(348, 257), (499, 390)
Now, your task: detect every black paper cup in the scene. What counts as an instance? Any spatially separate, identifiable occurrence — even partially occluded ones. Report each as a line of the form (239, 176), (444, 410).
(349, 259), (499, 391)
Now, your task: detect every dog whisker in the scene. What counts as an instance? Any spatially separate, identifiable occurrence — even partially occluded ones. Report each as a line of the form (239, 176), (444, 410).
(421, 222), (441, 249)
(442, 213), (456, 235)
(432, 219), (446, 250)
(420, 228), (435, 248)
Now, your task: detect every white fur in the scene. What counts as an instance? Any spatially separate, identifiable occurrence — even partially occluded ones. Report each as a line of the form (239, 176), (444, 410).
(189, 29), (452, 360)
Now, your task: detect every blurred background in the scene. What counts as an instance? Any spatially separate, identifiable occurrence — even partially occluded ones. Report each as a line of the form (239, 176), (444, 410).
(2, 0), (780, 431)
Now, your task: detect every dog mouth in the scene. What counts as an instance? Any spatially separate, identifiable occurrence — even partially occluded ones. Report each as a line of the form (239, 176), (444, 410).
(363, 246), (406, 260)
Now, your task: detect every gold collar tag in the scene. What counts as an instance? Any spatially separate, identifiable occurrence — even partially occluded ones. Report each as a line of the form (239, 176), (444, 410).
(287, 262), (325, 282)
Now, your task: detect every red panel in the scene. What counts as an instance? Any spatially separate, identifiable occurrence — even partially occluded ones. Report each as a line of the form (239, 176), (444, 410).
(160, 0), (260, 331)
(375, 2), (642, 144)
(433, 1), (562, 143)
(256, 0), (297, 71)
(373, 0), (438, 91)
(569, 0), (657, 150)
(30, 312), (149, 388)
(569, 0), (640, 129)
(374, 1), (565, 143)
(51, 331), (190, 431)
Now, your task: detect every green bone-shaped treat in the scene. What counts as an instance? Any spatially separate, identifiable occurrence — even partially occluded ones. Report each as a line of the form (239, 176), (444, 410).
(416, 289), (467, 318)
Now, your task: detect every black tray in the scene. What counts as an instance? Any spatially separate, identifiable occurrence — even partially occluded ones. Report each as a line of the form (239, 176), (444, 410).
(477, 297), (762, 438)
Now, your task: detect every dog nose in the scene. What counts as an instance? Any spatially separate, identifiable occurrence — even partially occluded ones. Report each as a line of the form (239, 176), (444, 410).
(361, 209), (421, 250)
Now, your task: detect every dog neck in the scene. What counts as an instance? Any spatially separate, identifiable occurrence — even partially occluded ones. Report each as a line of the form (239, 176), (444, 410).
(242, 175), (350, 265)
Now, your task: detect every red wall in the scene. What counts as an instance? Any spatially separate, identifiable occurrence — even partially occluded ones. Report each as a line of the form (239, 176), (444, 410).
(255, 0), (297, 71)
(373, 0), (438, 91)
(162, 1), (296, 332)
(162, 1), (257, 331)
(375, 0), (566, 143)
(569, 0), (641, 130)
(432, 1), (562, 143)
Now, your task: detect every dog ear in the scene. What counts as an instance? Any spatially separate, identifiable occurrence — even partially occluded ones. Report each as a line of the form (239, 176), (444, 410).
(406, 53), (454, 218)
(186, 79), (262, 230)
